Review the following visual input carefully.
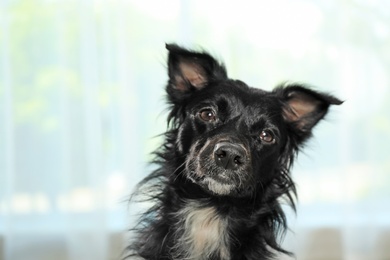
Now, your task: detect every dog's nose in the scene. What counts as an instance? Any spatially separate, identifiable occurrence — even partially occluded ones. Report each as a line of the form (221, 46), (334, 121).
(214, 142), (247, 170)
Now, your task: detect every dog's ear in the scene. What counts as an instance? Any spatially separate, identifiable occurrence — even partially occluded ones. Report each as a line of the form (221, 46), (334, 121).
(166, 44), (227, 97)
(275, 84), (342, 138)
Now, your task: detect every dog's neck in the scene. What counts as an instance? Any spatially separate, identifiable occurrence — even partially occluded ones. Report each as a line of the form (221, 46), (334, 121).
(172, 200), (230, 260)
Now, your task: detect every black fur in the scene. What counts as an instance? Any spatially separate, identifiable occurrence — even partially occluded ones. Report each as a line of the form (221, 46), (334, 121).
(126, 44), (342, 260)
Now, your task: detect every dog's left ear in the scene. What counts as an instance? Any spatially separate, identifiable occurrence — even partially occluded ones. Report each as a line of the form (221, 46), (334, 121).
(166, 44), (227, 99)
(275, 84), (343, 139)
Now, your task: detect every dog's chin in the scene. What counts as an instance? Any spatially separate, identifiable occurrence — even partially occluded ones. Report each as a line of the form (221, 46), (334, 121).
(199, 176), (238, 196)
(189, 170), (253, 197)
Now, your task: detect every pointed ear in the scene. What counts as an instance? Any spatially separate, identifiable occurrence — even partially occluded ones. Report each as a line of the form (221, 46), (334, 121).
(275, 84), (343, 134)
(166, 44), (227, 95)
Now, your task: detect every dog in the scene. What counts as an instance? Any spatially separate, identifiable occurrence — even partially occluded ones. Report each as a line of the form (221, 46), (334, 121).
(127, 44), (342, 260)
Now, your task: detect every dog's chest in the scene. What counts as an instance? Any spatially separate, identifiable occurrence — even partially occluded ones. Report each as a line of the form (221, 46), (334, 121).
(173, 201), (230, 260)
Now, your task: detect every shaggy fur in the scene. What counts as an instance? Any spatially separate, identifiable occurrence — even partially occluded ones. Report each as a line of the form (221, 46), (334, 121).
(126, 44), (342, 260)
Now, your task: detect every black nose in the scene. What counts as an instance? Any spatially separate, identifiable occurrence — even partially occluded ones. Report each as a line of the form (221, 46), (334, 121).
(214, 142), (247, 170)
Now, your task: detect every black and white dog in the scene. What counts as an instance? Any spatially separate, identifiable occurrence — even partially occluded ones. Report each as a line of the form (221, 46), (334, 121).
(127, 44), (341, 260)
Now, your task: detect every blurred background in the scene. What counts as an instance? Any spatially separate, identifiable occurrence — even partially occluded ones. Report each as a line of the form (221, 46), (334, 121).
(0, 0), (389, 259)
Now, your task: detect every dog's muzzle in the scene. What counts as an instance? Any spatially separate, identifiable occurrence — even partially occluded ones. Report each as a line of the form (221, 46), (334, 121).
(186, 137), (253, 196)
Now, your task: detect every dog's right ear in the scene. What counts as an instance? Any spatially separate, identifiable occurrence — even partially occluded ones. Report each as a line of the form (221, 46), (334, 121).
(166, 44), (227, 100)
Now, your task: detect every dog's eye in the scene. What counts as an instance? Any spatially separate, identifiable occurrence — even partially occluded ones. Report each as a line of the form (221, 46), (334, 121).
(199, 109), (216, 122)
(260, 130), (275, 144)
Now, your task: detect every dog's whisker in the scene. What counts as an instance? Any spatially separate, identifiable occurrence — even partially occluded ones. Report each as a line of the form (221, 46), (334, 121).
(170, 160), (188, 182)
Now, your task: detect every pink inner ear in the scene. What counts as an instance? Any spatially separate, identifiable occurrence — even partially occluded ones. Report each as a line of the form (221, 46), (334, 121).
(283, 93), (321, 122)
(174, 61), (207, 91)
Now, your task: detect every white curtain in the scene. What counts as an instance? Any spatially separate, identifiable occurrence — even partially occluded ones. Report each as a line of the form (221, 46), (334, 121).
(1, 0), (389, 259)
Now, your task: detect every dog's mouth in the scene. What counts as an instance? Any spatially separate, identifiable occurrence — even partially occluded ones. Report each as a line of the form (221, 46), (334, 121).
(185, 138), (253, 196)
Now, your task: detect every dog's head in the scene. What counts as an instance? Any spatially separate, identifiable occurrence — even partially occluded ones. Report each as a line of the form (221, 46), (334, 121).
(165, 44), (342, 198)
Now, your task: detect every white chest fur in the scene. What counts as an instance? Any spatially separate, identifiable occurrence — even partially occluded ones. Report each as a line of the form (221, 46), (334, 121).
(172, 200), (230, 260)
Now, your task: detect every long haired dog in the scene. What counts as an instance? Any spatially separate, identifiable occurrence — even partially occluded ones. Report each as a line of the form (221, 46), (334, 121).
(128, 44), (342, 260)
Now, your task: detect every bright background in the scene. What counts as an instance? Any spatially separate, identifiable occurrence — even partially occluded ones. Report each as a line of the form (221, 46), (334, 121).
(1, 0), (390, 260)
